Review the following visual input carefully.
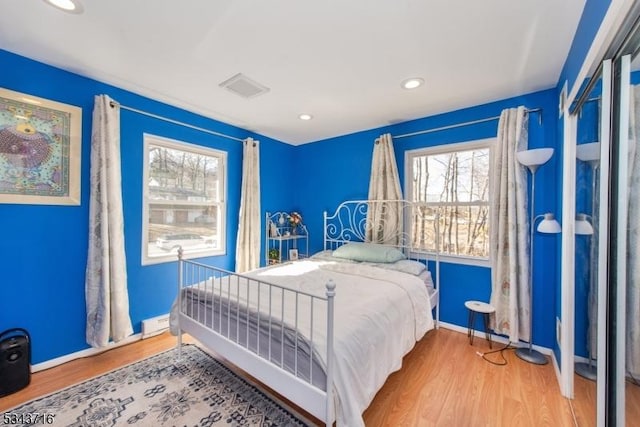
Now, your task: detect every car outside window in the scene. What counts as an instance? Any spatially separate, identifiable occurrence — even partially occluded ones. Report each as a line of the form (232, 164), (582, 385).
(142, 134), (226, 264)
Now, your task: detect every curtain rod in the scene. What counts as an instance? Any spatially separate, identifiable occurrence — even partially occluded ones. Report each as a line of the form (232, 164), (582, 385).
(393, 107), (542, 140)
(109, 100), (245, 142)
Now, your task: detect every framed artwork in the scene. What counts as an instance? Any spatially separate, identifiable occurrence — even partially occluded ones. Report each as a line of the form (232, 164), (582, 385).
(289, 249), (299, 261)
(0, 87), (82, 205)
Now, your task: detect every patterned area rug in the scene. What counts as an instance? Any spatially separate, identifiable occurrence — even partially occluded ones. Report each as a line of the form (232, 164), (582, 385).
(7, 345), (313, 426)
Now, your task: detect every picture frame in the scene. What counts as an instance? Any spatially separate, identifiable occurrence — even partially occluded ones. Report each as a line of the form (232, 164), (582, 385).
(289, 248), (299, 261)
(0, 87), (82, 205)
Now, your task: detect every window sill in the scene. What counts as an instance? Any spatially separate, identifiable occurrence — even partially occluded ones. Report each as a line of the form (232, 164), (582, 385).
(142, 249), (226, 266)
(411, 251), (490, 268)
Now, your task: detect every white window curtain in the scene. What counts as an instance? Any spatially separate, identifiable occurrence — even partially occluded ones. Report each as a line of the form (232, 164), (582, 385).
(85, 95), (133, 348)
(489, 106), (530, 342)
(627, 84), (640, 377)
(235, 137), (261, 273)
(367, 133), (403, 244)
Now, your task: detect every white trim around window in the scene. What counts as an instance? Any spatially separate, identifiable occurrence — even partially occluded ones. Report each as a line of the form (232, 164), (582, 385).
(141, 134), (227, 265)
(404, 137), (495, 267)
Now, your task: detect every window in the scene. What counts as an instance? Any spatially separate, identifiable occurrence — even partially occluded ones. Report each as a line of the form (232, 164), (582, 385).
(406, 138), (493, 263)
(142, 134), (226, 264)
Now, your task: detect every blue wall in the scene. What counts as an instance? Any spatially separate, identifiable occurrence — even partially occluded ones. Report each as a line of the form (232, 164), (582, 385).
(296, 89), (561, 349)
(0, 49), (292, 364)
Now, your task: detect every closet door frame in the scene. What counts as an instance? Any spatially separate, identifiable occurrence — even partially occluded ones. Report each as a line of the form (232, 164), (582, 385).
(597, 59), (613, 427)
(563, 58), (612, 425)
(609, 50), (633, 427)
(560, 0), (635, 400)
(562, 2), (640, 425)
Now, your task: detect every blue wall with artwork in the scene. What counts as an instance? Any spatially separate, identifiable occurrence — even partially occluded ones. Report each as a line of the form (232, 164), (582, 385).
(0, 49), (293, 364)
(295, 88), (561, 349)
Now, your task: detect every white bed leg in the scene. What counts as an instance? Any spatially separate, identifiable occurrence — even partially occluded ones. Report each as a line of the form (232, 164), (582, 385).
(177, 246), (184, 360)
(435, 247), (440, 330)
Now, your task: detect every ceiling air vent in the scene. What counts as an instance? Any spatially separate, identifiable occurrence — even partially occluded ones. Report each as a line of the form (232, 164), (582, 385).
(219, 73), (270, 99)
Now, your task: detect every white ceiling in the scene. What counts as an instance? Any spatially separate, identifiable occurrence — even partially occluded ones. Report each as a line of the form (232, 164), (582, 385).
(0, 0), (585, 145)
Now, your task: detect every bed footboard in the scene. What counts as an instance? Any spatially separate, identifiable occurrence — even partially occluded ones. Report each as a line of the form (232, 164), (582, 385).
(175, 250), (335, 425)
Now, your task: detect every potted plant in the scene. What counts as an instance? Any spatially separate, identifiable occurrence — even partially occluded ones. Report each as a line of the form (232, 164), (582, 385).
(268, 248), (280, 264)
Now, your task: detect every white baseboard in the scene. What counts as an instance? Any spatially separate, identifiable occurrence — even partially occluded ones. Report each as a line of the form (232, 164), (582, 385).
(552, 350), (562, 391)
(573, 354), (591, 364)
(32, 322), (565, 375)
(438, 321), (554, 355)
(31, 333), (143, 373)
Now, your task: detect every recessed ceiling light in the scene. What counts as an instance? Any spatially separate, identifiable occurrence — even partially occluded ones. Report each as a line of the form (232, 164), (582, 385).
(401, 78), (424, 90)
(43, 0), (84, 13)
(298, 113), (313, 121)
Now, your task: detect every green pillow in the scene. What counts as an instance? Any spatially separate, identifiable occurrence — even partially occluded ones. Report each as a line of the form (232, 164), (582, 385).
(332, 242), (406, 263)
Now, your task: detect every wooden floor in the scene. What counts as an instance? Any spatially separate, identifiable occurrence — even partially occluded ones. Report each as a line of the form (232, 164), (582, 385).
(0, 328), (578, 426)
(572, 374), (597, 427)
(572, 370), (640, 427)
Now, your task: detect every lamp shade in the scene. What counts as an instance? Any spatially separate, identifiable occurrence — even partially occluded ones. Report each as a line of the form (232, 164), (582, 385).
(537, 213), (562, 234)
(575, 213), (594, 235)
(576, 142), (600, 162)
(516, 148), (554, 168)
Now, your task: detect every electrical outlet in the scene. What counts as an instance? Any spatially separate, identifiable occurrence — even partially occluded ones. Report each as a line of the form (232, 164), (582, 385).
(556, 317), (562, 346)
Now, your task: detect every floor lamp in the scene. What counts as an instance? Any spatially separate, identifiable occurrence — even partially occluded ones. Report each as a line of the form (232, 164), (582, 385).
(575, 213), (596, 378)
(516, 147), (560, 365)
(575, 141), (600, 380)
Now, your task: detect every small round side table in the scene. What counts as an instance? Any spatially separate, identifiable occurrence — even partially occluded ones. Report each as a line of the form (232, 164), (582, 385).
(465, 300), (495, 348)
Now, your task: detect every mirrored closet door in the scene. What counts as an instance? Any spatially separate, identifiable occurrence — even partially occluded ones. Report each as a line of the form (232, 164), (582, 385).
(625, 47), (640, 426)
(614, 48), (640, 426)
(573, 69), (605, 426)
(567, 5), (640, 424)
(589, 17), (640, 425)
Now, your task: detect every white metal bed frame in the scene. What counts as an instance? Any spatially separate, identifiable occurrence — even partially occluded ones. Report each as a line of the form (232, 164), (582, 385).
(323, 199), (440, 326)
(174, 199), (440, 426)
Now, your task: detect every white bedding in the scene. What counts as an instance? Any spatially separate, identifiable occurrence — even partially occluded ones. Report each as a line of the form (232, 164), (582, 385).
(249, 258), (434, 427)
(172, 257), (434, 426)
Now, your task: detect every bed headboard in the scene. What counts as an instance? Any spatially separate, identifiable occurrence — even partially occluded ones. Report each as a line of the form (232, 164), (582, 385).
(323, 199), (441, 299)
(323, 199), (433, 259)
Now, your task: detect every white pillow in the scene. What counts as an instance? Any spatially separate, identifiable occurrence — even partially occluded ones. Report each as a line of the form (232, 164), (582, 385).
(386, 259), (427, 276)
(419, 270), (434, 287)
(332, 242), (406, 263)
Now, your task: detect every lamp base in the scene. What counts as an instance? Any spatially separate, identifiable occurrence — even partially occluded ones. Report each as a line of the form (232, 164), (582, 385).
(575, 361), (597, 381)
(516, 347), (548, 365)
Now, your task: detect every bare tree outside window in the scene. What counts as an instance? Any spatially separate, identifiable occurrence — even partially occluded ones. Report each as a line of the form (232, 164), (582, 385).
(143, 135), (227, 264)
(409, 142), (491, 259)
